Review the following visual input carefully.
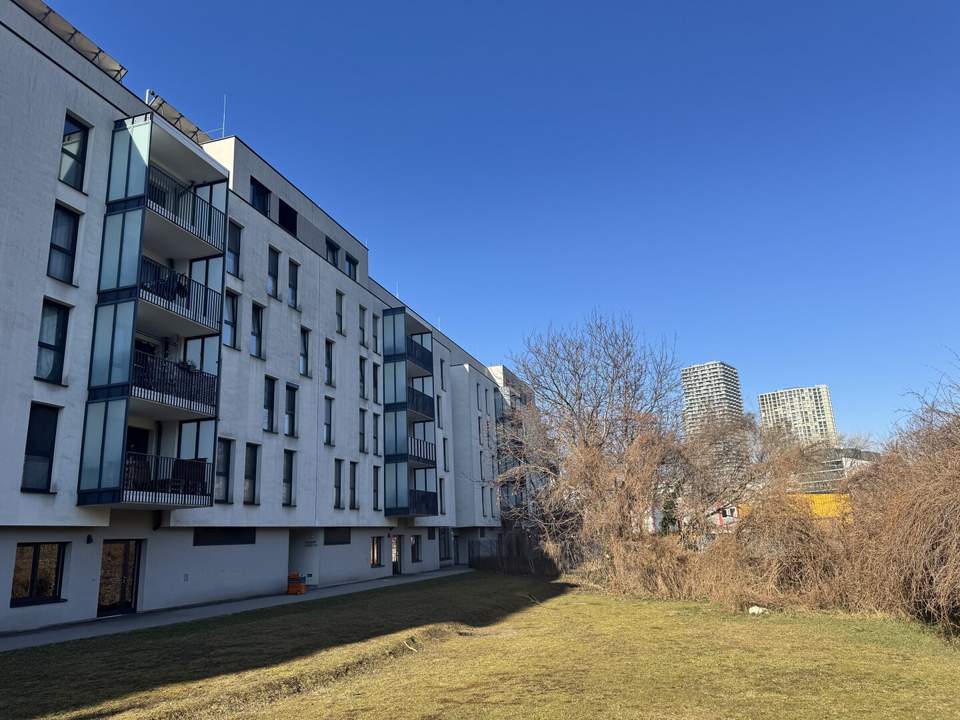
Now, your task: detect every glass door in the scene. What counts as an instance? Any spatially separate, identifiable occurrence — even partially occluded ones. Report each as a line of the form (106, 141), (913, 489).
(97, 540), (142, 617)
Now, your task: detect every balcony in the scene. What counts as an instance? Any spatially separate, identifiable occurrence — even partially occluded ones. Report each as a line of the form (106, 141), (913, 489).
(138, 256), (221, 336)
(144, 165), (226, 254)
(131, 351), (217, 419)
(405, 337), (433, 376)
(78, 451), (212, 508)
(406, 386), (435, 421)
(387, 437), (437, 469)
(385, 488), (438, 518)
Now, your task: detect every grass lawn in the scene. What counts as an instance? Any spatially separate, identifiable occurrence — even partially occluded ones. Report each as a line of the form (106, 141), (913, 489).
(1, 572), (959, 720)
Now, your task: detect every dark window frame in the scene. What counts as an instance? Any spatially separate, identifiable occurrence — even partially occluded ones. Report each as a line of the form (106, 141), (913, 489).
(282, 449), (295, 506)
(223, 291), (239, 350)
(243, 443), (259, 504)
(324, 527), (351, 545)
(36, 299), (69, 384)
(250, 176), (271, 216)
(10, 542), (66, 607)
(48, 204), (79, 284)
(263, 376), (277, 433)
(267, 247), (280, 299)
(59, 113), (88, 190)
(278, 198), (298, 237)
(215, 437), (232, 503)
(22, 403), (60, 493)
(226, 221), (242, 277)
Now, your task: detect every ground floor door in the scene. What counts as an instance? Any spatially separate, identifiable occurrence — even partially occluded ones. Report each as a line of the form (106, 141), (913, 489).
(97, 540), (142, 617)
(453, 534), (460, 565)
(391, 535), (402, 576)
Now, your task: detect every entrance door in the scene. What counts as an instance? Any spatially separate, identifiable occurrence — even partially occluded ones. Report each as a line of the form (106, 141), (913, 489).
(391, 535), (402, 576)
(97, 540), (141, 617)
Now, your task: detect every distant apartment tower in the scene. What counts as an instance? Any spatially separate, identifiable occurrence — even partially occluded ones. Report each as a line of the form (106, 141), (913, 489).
(680, 361), (744, 434)
(758, 385), (838, 445)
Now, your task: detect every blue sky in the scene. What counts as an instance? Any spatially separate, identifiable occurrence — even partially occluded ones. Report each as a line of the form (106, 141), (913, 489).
(58, 0), (960, 441)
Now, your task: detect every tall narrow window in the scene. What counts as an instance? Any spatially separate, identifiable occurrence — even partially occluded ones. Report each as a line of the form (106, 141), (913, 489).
(373, 413), (380, 455)
(325, 237), (339, 266)
(359, 357), (367, 399)
(370, 536), (382, 567)
(285, 385), (297, 436)
(480, 451), (485, 481)
(345, 255), (358, 281)
(478, 416), (483, 445)
(436, 397), (443, 428)
(59, 115), (88, 189)
(359, 306), (367, 346)
(278, 198), (298, 236)
(263, 376), (276, 432)
(485, 388), (490, 414)
(288, 260), (299, 307)
(359, 408), (367, 453)
(48, 205), (79, 283)
(282, 450), (295, 506)
(226, 221), (242, 277)
(373, 466), (381, 510)
(443, 437), (449, 471)
(22, 404), (59, 492)
(439, 478), (446, 514)
(372, 363), (380, 403)
(335, 291), (344, 334)
(325, 339), (335, 385)
(10, 542), (66, 606)
(334, 458), (343, 508)
(349, 461), (358, 509)
(244, 443), (258, 504)
(250, 303), (264, 358)
(299, 327), (310, 375)
(440, 359), (446, 390)
(372, 315), (380, 353)
(267, 248), (280, 298)
(36, 300), (68, 384)
(482, 484), (487, 516)
(215, 438), (231, 503)
(411, 535), (421, 563)
(250, 176), (270, 216)
(477, 383), (482, 410)
(324, 397), (334, 445)
(223, 292), (238, 349)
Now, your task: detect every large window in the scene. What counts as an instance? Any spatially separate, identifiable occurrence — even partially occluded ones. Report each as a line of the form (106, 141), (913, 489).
(243, 443), (259, 504)
(59, 114), (88, 189)
(335, 291), (344, 334)
(325, 339), (335, 385)
(223, 292), (239, 349)
(349, 461), (358, 509)
(288, 260), (299, 307)
(215, 438), (231, 503)
(285, 384), (297, 436)
(22, 404), (59, 492)
(282, 450), (294, 506)
(370, 536), (383, 567)
(324, 397), (334, 445)
(263, 376), (276, 432)
(10, 542), (66, 606)
(267, 248), (280, 299)
(194, 528), (255, 546)
(359, 306), (367, 346)
(373, 466), (381, 510)
(226, 221), (242, 277)
(324, 527), (350, 545)
(299, 327), (310, 376)
(250, 176), (270, 216)
(411, 535), (421, 563)
(36, 300), (68, 384)
(48, 205), (79, 283)
(278, 198), (298, 236)
(250, 303), (264, 358)
(334, 458), (343, 508)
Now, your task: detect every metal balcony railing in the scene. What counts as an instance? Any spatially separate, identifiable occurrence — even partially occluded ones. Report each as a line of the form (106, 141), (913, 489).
(121, 451), (213, 506)
(406, 386), (435, 420)
(139, 256), (221, 331)
(132, 350), (217, 415)
(385, 488), (438, 517)
(406, 336), (433, 373)
(408, 436), (436, 465)
(146, 165), (226, 252)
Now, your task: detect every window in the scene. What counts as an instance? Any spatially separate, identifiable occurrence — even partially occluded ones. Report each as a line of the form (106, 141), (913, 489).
(480, 451), (485, 481)
(370, 536), (383, 567)
(439, 477), (446, 514)
(287, 260), (299, 307)
(262, 376), (276, 432)
(482, 485), (487, 516)
(215, 438), (231, 503)
(411, 535), (422, 563)
(477, 383), (481, 410)
(335, 291), (344, 334)
(334, 458), (343, 508)
(59, 114), (88, 189)
(372, 363), (380, 403)
(373, 413), (380, 455)
(10, 542), (66, 606)
(222, 292), (239, 349)
(324, 527), (350, 545)
(428, 528), (436, 541)
(226, 221), (241, 277)
(349, 461), (358, 509)
(345, 255), (358, 281)
(442, 437), (449, 471)
(22, 404), (59, 492)
(250, 176), (270, 216)
(267, 248), (280, 298)
(282, 450), (295, 506)
(440, 359), (445, 390)
(359, 306), (366, 346)
(244, 444), (259, 504)
(324, 397), (334, 445)
(325, 339), (335, 385)
(250, 303), (264, 358)
(299, 327), (310, 375)
(372, 315), (379, 353)
(48, 205), (79, 283)
(285, 384), (297, 436)
(485, 388), (490, 414)
(359, 409), (367, 453)
(325, 237), (340, 267)
(359, 357), (367, 399)
(373, 466), (381, 510)
(193, 528), (255, 546)
(36, 300), (68, 383)
(436, 397), (443, 428)
(278, 198), (298, 236)
(439, 528), (451, 561)
(478, 416), (483, 445)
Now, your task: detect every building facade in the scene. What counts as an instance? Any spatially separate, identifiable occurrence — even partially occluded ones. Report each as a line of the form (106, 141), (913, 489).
(0, 0), (505, 633)
(680, 361), (744, 434)
(758, 385), (838, 445)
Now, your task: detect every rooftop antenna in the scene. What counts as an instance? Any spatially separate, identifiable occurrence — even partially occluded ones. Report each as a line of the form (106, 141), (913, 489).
(208, 94), (227, 138)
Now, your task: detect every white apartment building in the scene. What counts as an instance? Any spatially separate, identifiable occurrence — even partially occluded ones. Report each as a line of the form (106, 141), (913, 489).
(0, 0), (504, 632)
(680, 361), (744, 434)
(758, 385), (838, 445)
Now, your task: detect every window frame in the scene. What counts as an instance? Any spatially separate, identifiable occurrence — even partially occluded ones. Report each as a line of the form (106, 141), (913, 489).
(10, 542), (67, 607)
(36, 299), (69, 385)
(226, 221), (242, 277)
(267, 247), (280, 299)
(250, 176), (271, 216)
(223, 291), (239, 350)
(47, 204), (80, 284)
(59, 113), (88, 190)
(284, 384), (297, 437)
(278, 198), (298, 237)
(250, 302), (264, 359)
(243, 443), (259, 505)
(282, 449), (295, 506)
(287, 259), (299, 308)
(263, 376), (276, 433)
(333, 458), (343, 509)
(299, 327), (310, 376)
(214, 438), (232, 503)
(21, 403), (60, 493)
